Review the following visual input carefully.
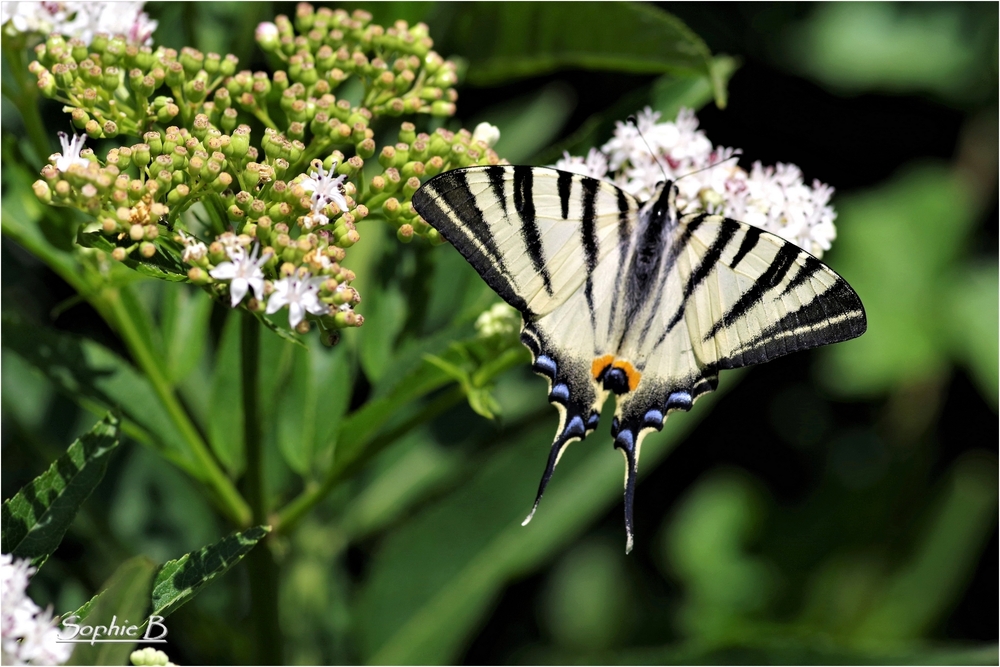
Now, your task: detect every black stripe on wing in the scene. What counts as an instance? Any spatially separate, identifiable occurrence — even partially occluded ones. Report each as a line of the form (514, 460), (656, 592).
(512, 166), (554, 297)
(413, 171), (535, 318)
(703, 241), (800, 340)
(663, 217), (741, 334)
(718, 278), (866, 369)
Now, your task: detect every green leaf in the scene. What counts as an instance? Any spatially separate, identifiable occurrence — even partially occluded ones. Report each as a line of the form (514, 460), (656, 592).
(1, 311), (195, 472)
(1, 413), (120, 569)
(208, 311), (245, 475)
(356, 380), (734, 664)
(77, 231), (190, 282)
(277, 342), (352, 475)
(150, 525), (270, 618)
(944, 262), (998, 407)
(358, 285), (407, 383)
(534, 55), (737, 166)
(439, 3), (724, 105)
(66, 556), (157, 667)
(854, 452), (998, 641)
(472, 81), (577, 164)
(161, 285), (213, 384)
(819, 163), (978, 396)
(652, 55), (739, 120)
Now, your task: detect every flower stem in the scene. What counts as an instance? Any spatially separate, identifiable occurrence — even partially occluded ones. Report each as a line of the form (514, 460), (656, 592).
(241, 311), (283, 664)
(2, 42), (53, 165)
(105, 288), (253, 526)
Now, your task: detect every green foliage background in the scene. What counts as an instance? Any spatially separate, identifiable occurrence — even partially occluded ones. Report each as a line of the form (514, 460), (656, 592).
(1, 2), (996, 664)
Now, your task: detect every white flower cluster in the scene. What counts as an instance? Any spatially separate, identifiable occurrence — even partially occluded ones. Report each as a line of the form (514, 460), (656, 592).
(298, 161), (349, 230)
(554, 107), (837, 258)
(475, 302), (520, 339)
(1, 1), (157, 45)
(1, 554), (73, 666)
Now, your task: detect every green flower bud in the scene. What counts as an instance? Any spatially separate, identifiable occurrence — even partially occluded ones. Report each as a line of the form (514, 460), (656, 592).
(396, 223), (414, 243)
(185, 78), (207, 104)
(37, 72), (57, 97)
(32, 180), (52, 205)
(221, 107), (239, 134)
(202, 51), (221, 75)
(128, 143), (149, 168)
(157, 102), (180, 124)
(356, 137), (376, 159)
(213, 86), (232, 110)
(52, 62), (74, 89)
(378, 145), (396, 169)
(85, 119), (102, 138)
(402, 176), (420, 198)
(212, 171), (233, 193)
(165, 60), (184, 88)
(431, 100), (456, 116)
(424, 155), (445, 176)
(220, 54), (239, 78)
(179, 47), (204, 78)
(102, 66), (120, 92)
(103, 120), (119, 138)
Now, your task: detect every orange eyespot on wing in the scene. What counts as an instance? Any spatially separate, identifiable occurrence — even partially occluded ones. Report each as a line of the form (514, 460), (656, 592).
(591, 354), (615, 380)
(592, 355), (642, 393)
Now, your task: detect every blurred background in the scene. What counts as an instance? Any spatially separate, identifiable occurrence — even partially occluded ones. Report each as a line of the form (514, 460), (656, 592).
(2, 2), (997, 664)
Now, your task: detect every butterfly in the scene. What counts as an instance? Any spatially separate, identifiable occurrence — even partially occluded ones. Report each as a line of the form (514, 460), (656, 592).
(412, 166), (866, 552)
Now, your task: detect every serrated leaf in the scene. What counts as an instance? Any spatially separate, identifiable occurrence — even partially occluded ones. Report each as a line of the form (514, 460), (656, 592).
(77, 231), (190, 282)
(1, 413), (120, 569)
(150, 525), (270, 619)
(65, 556), (157, 667)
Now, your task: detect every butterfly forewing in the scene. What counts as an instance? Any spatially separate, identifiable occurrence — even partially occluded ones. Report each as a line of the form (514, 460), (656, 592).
(412, 166), (639, 318)
(414, 165), (866, 553)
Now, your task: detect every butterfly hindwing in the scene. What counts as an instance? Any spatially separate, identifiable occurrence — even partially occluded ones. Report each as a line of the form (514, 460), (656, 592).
(415, 167), (866, 553)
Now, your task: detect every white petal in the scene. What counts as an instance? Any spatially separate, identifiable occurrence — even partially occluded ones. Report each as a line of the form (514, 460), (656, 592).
(230, 278), (249, 307)
(209, 262), (238, 280)
(288, 302), (304, 328)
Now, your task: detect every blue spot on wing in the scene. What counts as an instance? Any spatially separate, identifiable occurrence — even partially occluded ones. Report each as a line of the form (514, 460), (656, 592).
(550, 383), (570, 403)
(642, 409), (664, 430)
(565, 415), (586, 437)
(666, 390), (693, 412)
(533, 355), (557, 377)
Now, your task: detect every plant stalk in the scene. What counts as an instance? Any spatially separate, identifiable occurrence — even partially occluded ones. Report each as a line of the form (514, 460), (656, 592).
(241, 312), (282, 665)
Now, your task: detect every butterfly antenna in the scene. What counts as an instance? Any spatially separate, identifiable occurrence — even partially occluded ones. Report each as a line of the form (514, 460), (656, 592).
(627, 115), (668, 182)
(674, 149), (743, 186)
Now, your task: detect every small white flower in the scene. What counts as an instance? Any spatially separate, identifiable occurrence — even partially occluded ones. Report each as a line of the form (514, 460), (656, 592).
(554, 147), (608, 180)
(177, 231), (207, 264)
(59, 2), (157, 45)
(2, 554), (73, 666)
(52, 131), (89, 173)
(266, 273), (329, 328)
(299, 161), (348, 218)
(472, 122), (501, 148)
(552, 107), (838, 258)
(209, 244), (270, 308)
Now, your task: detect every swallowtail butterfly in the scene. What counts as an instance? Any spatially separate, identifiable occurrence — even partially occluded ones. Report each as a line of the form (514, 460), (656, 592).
(412, 166), (866, 552)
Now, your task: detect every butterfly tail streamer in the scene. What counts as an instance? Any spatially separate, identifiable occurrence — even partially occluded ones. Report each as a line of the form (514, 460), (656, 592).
(615, 428), (640, 554)
(522, 412), (588, 526)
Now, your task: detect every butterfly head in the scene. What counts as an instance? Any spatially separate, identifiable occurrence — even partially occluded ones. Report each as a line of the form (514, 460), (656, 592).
(647, 179), (680, 223)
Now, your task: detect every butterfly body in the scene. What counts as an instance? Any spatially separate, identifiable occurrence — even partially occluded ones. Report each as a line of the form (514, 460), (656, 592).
(413, 165), (866, 552)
